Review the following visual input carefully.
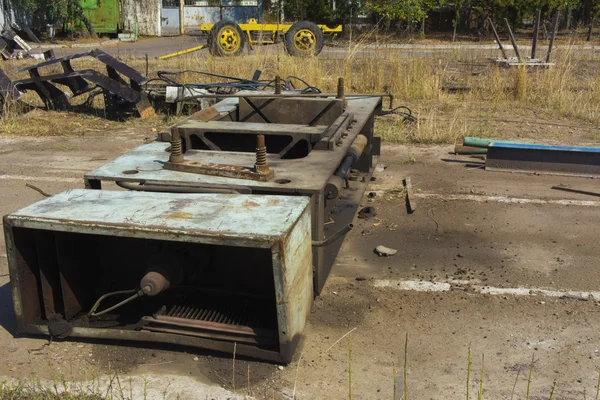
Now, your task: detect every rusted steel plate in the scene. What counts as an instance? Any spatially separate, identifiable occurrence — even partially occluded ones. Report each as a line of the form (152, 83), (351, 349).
(238, 97), (344, 125)
(6, 189), (310, 246)
(164, 159), (274, 181)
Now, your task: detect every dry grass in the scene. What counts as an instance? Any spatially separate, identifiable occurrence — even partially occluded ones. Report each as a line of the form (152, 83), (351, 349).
(1, 39), (600, 144)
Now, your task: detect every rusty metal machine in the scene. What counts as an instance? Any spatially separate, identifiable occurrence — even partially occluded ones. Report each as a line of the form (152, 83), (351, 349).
(5, 78), (382, 363)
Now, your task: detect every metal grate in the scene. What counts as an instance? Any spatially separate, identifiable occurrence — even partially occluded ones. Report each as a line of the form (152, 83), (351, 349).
(166, 304), (266, 328)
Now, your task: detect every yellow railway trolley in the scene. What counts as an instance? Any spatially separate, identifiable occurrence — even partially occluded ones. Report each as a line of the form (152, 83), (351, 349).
(160, 19), (341, 59)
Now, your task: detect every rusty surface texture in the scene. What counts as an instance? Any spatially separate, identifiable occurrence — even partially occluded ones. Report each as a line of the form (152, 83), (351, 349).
(5, 189), (312, 363)
(85, 93), (382, 295)
(164, 158), (275, 181)
(7, 189), (308, 245)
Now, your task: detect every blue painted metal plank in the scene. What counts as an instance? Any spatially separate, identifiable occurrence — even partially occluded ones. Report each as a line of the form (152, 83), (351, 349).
(489, 142), (600, 153)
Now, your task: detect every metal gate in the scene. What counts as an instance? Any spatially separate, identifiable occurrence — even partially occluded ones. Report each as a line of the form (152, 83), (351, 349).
(161, 0), (181, 36)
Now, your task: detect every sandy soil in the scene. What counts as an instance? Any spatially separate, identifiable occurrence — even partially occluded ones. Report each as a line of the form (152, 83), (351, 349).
(1, 125), (600, 399)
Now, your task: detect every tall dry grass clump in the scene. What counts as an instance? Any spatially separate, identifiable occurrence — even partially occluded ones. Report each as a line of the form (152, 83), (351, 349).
(513, 66), (529, 100)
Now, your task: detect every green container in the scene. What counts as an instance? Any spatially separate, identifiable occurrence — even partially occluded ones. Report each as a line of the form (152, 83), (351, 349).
(79, 0), (122, 33)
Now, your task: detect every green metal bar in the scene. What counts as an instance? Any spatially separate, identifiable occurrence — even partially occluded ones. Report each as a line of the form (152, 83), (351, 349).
(463, 137), (515, 148)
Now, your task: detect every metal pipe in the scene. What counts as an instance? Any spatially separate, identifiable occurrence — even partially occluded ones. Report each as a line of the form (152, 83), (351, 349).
(463, 137), (515, 148)
(115, 181), (243, 194)
(488, 18), (508, 59)
(551, 186), (600, 198)
(504, 18), (523, 62)
(325, 134), (368, 199)
(177, 92), (391, 101)
(546, 11), (560, 63)
(454, 144), (488, 154)
(312, 224), (353, 247)
(532, 9), (541, 59)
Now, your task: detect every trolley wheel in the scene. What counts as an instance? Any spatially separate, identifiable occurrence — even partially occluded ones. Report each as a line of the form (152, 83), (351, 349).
(208, 20), (246, 56)
(284, 21), (324, 57)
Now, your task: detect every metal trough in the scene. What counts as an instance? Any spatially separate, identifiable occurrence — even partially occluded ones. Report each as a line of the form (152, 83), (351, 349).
(4, 189), (312, 363)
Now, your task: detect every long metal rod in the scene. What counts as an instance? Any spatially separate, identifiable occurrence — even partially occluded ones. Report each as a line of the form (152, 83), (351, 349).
(532, 9), (541, 59)
(488, 18), (508, 59)
(551, 186), (600, 198)
(546, 11), (560, 63)
(504, 18), (523, 62)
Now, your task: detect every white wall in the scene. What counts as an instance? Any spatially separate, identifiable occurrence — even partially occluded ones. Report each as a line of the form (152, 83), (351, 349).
(122, 0), (161, 36)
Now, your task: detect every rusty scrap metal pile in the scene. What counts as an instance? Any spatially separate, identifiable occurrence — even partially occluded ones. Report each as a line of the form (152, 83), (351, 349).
(0, 50), (154, 120)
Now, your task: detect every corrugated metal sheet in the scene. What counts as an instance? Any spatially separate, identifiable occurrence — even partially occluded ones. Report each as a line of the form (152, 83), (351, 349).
(122, 0), (160, 36)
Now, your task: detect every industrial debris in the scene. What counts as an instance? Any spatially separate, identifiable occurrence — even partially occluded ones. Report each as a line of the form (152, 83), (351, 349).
(551, 185), (600, 198)
(0, 26), (53, 61)
(456, 136), (600, 177)
(5, 79), (385, 363)
(488, 10), (558, 68)
(375, 245), (398, 257)
(0, 49), (154, 120)
(403, 176), (417, 213)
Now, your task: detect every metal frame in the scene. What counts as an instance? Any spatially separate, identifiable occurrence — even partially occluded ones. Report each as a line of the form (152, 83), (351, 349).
(14, 50), (154, 119)
(486, 142), (600, 177)
(84, 92), (382, 295)
(488, 11), (559, 68)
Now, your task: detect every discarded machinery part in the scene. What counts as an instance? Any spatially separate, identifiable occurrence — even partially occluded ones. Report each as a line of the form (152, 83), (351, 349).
(312, 224), (353, 247)
(164, 159), (275, 182)
(0, 28), (30, 60)
(0, 66), (21, 111)
(403, 176), (417, 214)
(504, 18), (523, 63)
(88, 288), (144, 317)
(485, 142), (600, 177)
(84, 92), (382, 295)
(488, 18), (508, 59)
(337, 77), (345, 99)
(546, 11), (560, 63)
(141, 254), (184, 296)
(169, 127), (185, 163)
(274, 75), (282, 95)
(14, 50), (154, 119)
(531, 9), (541, 59)
(551, 185), (600, 198)
(325, 134), (368, 199)
(254, 134), (272, 175)
(6, 189), (313, 363)
(115, 181), (245, 194)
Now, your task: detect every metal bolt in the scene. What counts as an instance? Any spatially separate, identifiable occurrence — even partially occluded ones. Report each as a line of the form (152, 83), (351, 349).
(255, 135), (270, 174)
(274, 75), (282, 95)
(337, 77), (345, 99)
(169, 127), (184, 163)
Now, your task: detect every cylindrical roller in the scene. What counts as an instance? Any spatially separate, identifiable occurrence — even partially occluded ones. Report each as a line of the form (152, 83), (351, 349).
(140, 254), (184, 296)
(325, 134), (368, 199)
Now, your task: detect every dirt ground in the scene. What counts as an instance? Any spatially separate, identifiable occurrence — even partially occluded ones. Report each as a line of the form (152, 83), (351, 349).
(1, 116), (600, 399)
